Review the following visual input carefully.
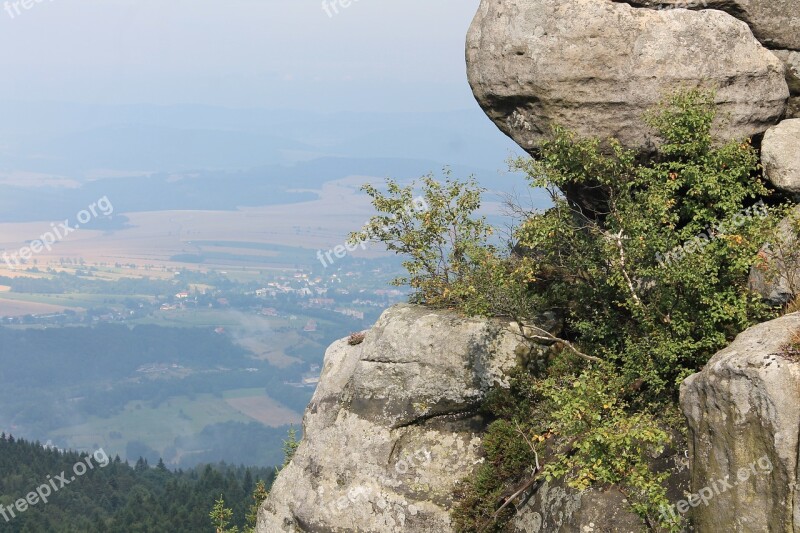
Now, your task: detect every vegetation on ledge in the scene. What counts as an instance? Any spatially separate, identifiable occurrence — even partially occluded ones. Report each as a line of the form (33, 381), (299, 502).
(356, 89), (797, 532)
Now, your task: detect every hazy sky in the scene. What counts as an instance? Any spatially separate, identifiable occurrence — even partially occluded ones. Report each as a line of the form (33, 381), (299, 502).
(0, 0), (482, 111)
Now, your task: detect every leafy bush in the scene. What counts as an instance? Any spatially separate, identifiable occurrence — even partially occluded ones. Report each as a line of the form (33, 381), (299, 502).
(350, 171), (505, 311)
(512, 90), (779, 400)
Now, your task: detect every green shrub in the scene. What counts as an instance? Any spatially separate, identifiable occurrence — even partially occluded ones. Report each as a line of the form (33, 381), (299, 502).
(350, 171), (525, 313)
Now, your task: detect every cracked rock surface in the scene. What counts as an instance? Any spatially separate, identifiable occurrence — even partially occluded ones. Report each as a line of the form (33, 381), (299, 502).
(775, 50), (800, 118)
(616, 0), (800, 50)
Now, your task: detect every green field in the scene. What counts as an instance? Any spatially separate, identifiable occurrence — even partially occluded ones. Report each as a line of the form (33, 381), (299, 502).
(0, 291), (151, 308)
(131, 308), (247, 327)
(51, 391), (260, 459)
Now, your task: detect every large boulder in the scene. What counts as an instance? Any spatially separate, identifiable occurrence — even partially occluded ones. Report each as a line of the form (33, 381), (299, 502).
(616, 0), (800, 50)
(762, 119), (800, 196)
(681, 313), (800, 531)
(466, 0), (789, 154)
(256, 304), (539, 533)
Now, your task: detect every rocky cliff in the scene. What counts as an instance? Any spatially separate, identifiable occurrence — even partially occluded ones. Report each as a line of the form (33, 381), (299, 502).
(681, 313), (800, 531)
(256, 305), (687, 533)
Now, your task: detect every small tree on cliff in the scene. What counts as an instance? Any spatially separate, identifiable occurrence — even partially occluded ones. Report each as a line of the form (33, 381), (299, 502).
(350, 170), (540, 317)
(351, 171), (499, 309)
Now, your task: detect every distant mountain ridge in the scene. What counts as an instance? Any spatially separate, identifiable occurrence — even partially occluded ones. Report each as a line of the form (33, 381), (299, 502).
(0, 102), (524, 175)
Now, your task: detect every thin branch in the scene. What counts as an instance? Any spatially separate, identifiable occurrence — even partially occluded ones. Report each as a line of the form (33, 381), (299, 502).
(514, 420), (541, 471)
(478, 475), (543, 533)
(514, 321), (603, 364)
(477, 435), (581, 533)
(605, 229), (646, 313)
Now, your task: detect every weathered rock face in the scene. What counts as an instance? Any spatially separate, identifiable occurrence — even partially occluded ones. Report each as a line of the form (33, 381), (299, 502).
(681, 313), (800, 532)
(762, 119), (800, 196)
(513, 483), (646, 532)
(617, 0), (800, 50)
(511, 453), (689, 533)
(775, 50), (800, 96)
(256, 304), (536, 533)
(466, 0), (789, 154)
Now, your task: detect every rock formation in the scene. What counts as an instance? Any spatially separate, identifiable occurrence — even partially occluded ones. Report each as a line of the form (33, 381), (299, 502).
(466, 0), (790, 154)
(681, 313), (800, 532)
(257, 305), (542, 532)
(777, 51), (800, 117)
(255, 304), (687, 532)
(511, 457), (688, 532)
(762, 118), (800, 196)
(616, 0), (800, 50)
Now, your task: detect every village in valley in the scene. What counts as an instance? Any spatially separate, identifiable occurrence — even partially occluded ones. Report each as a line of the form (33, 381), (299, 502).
(0, 253), (407, 466)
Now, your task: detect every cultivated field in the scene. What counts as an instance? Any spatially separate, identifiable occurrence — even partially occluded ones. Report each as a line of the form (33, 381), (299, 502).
(0, 176), (387, 274)
(224, 389), (301, 427)
(52, 389), (301, 462)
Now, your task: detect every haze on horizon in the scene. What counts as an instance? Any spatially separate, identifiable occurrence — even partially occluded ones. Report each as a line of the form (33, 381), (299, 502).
(0, 0), (483, 113)
(0, 0), (543, 487)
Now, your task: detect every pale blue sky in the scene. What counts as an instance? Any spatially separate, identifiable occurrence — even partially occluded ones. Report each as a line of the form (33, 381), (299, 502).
(0, 0), (482, 111)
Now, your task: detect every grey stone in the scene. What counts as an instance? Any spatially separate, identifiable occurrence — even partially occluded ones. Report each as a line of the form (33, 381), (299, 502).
(681, 313), (800, 532)
(774, 50), (800, 119)
(762, 119), (800, 196)
(466, 0), (789, 154)
(256, 304), (538, 533)
(615, 0), (800, 50)
(514, 482), (644, 533)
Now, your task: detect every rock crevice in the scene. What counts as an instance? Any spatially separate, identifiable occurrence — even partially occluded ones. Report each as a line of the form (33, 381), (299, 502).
(611, 0), (800, 51)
